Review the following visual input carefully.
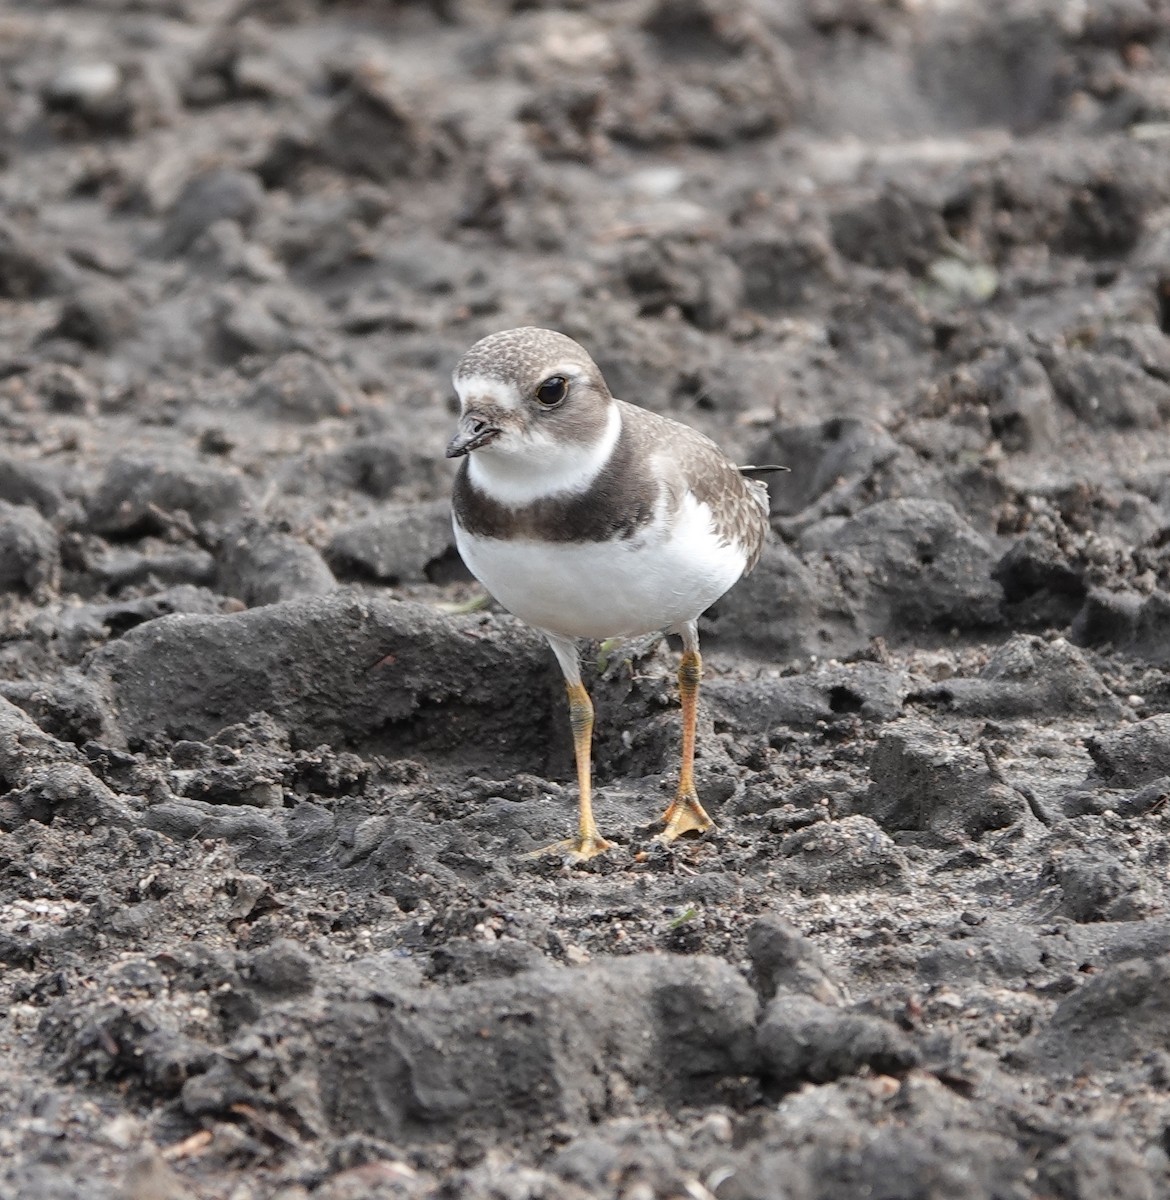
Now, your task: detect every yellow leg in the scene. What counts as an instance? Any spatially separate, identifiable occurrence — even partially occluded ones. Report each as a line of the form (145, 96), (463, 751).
(659, 648), (714, 841)
(527, 682), (613, 862)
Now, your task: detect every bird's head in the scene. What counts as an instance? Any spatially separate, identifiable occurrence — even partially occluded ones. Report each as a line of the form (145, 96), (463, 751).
(445, 327), (615, 468)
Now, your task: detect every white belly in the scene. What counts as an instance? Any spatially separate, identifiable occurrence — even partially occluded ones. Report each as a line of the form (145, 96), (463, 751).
(453, 494), (747, 640)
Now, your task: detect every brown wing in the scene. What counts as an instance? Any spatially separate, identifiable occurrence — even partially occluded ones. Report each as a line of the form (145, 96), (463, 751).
(617, 401), (770, 574)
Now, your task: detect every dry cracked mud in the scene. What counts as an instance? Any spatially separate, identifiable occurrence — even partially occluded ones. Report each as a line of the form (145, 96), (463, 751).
(2, 1), (1170, 1198)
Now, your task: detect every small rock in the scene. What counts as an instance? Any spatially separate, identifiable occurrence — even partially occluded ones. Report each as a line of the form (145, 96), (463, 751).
(927, 255), (998, 303)
(243, 352), (357, 422)
(43, 58), (176, 136)
(986, 355), (1059, 453)
(217, 519), (336, 606)
(121, 1147), (194, 1200)
(0, 697), (133, 829)
(752, 416), (899, 519)
(519, 79), (610, 164)
(994, 532), (1086, 616)
(996, 557), (1093, 638)
(1042, 345), (1170, 430)
(306, 434), (407, 500)
(615, 236), (743, 331)
(426, 937), (546, 984)
(917, 921), (1065, 985)
(99, 1112), (142, 1151)
(67, 229), (135, 277)
(92, 548), (216, 591)
(912, 635), (1124, 719)
(51, 278), (139, 349)
(180, 1054), (263, 1118)
(831, 183), (948, 273)
(154, 942), (238, 993)
(1087, 715), (1170, 787)
(729, 225), (839, 312)
(612, 0), (796, 147)
(25, 362), (99, 416)
(705, 662), (909, 732)
(172, 760), (284, 808)
(188, 218), (284, 282)
(326, 502), (452, 584)
(154, 169), (266, 258)
(756, 993), (918, 1087)
(322, 71), (452, 183)
(801, 499), (1004, 640)
(1065, 920), (1170, 970)
(13, 761), (137, 829)
(865, 720), (1027, 837)
(746, 916), (842, 1003)
(184, 20), (302, 106)
(217, 291), (298, 358)
(0, 502), (59, 596)
(778, 815), (910, 891)
(0, 673), (107, 745)
(1037, 1134), (1158, 1200)
(1044, 846), (1152, 923)
(319, 955), (757, 1138)
(245, 939), (315, 996)
(0, 455), (67, 516)
(45, 61), (121, 109)
(87, 456), (249, 536)
(1029, 955), (1170, 1074)
(0, 216), (64, 299)
(1074, 587), (1170, 668)
(1116, 777), (1170, 817)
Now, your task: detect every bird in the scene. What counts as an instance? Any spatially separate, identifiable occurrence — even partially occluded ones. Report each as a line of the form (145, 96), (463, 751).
(446, 327), (772, 862)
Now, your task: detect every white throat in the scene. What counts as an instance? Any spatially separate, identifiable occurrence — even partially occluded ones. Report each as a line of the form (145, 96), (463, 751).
(468, 403), (622, 507)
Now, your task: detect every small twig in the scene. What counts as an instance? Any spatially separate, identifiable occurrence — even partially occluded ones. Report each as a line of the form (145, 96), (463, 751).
(980, 741), (1053, 827)
(162, 1129), (213, 1160)
(229, 1103), (302, 1148)
(144, 502), (201, 545)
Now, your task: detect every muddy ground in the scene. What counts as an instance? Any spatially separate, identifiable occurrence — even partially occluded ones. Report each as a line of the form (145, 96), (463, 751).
(2, 0), (1170, 1197)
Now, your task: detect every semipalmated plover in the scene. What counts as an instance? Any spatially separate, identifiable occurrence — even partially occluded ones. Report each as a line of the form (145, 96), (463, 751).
(446, 327), (770, 861)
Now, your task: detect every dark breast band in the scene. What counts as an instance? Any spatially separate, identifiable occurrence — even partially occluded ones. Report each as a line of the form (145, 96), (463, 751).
(452, 420), (659, 543)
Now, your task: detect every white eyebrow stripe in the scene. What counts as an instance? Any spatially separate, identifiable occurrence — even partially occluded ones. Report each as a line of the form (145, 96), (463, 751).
(454, 363), (591, 411)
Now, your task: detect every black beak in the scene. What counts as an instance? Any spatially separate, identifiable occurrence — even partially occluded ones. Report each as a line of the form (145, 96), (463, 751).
(445, 412), (500, 459)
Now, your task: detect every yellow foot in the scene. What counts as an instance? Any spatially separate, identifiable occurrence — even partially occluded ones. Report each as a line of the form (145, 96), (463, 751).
(657, 795), (715, 842)
(525, 832), (614, 864)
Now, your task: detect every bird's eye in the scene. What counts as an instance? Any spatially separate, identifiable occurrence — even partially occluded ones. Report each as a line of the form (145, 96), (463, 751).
(534, 376), (568, 408)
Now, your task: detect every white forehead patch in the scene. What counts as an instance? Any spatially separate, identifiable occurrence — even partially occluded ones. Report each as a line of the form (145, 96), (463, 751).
(453, 373), (523, 413)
